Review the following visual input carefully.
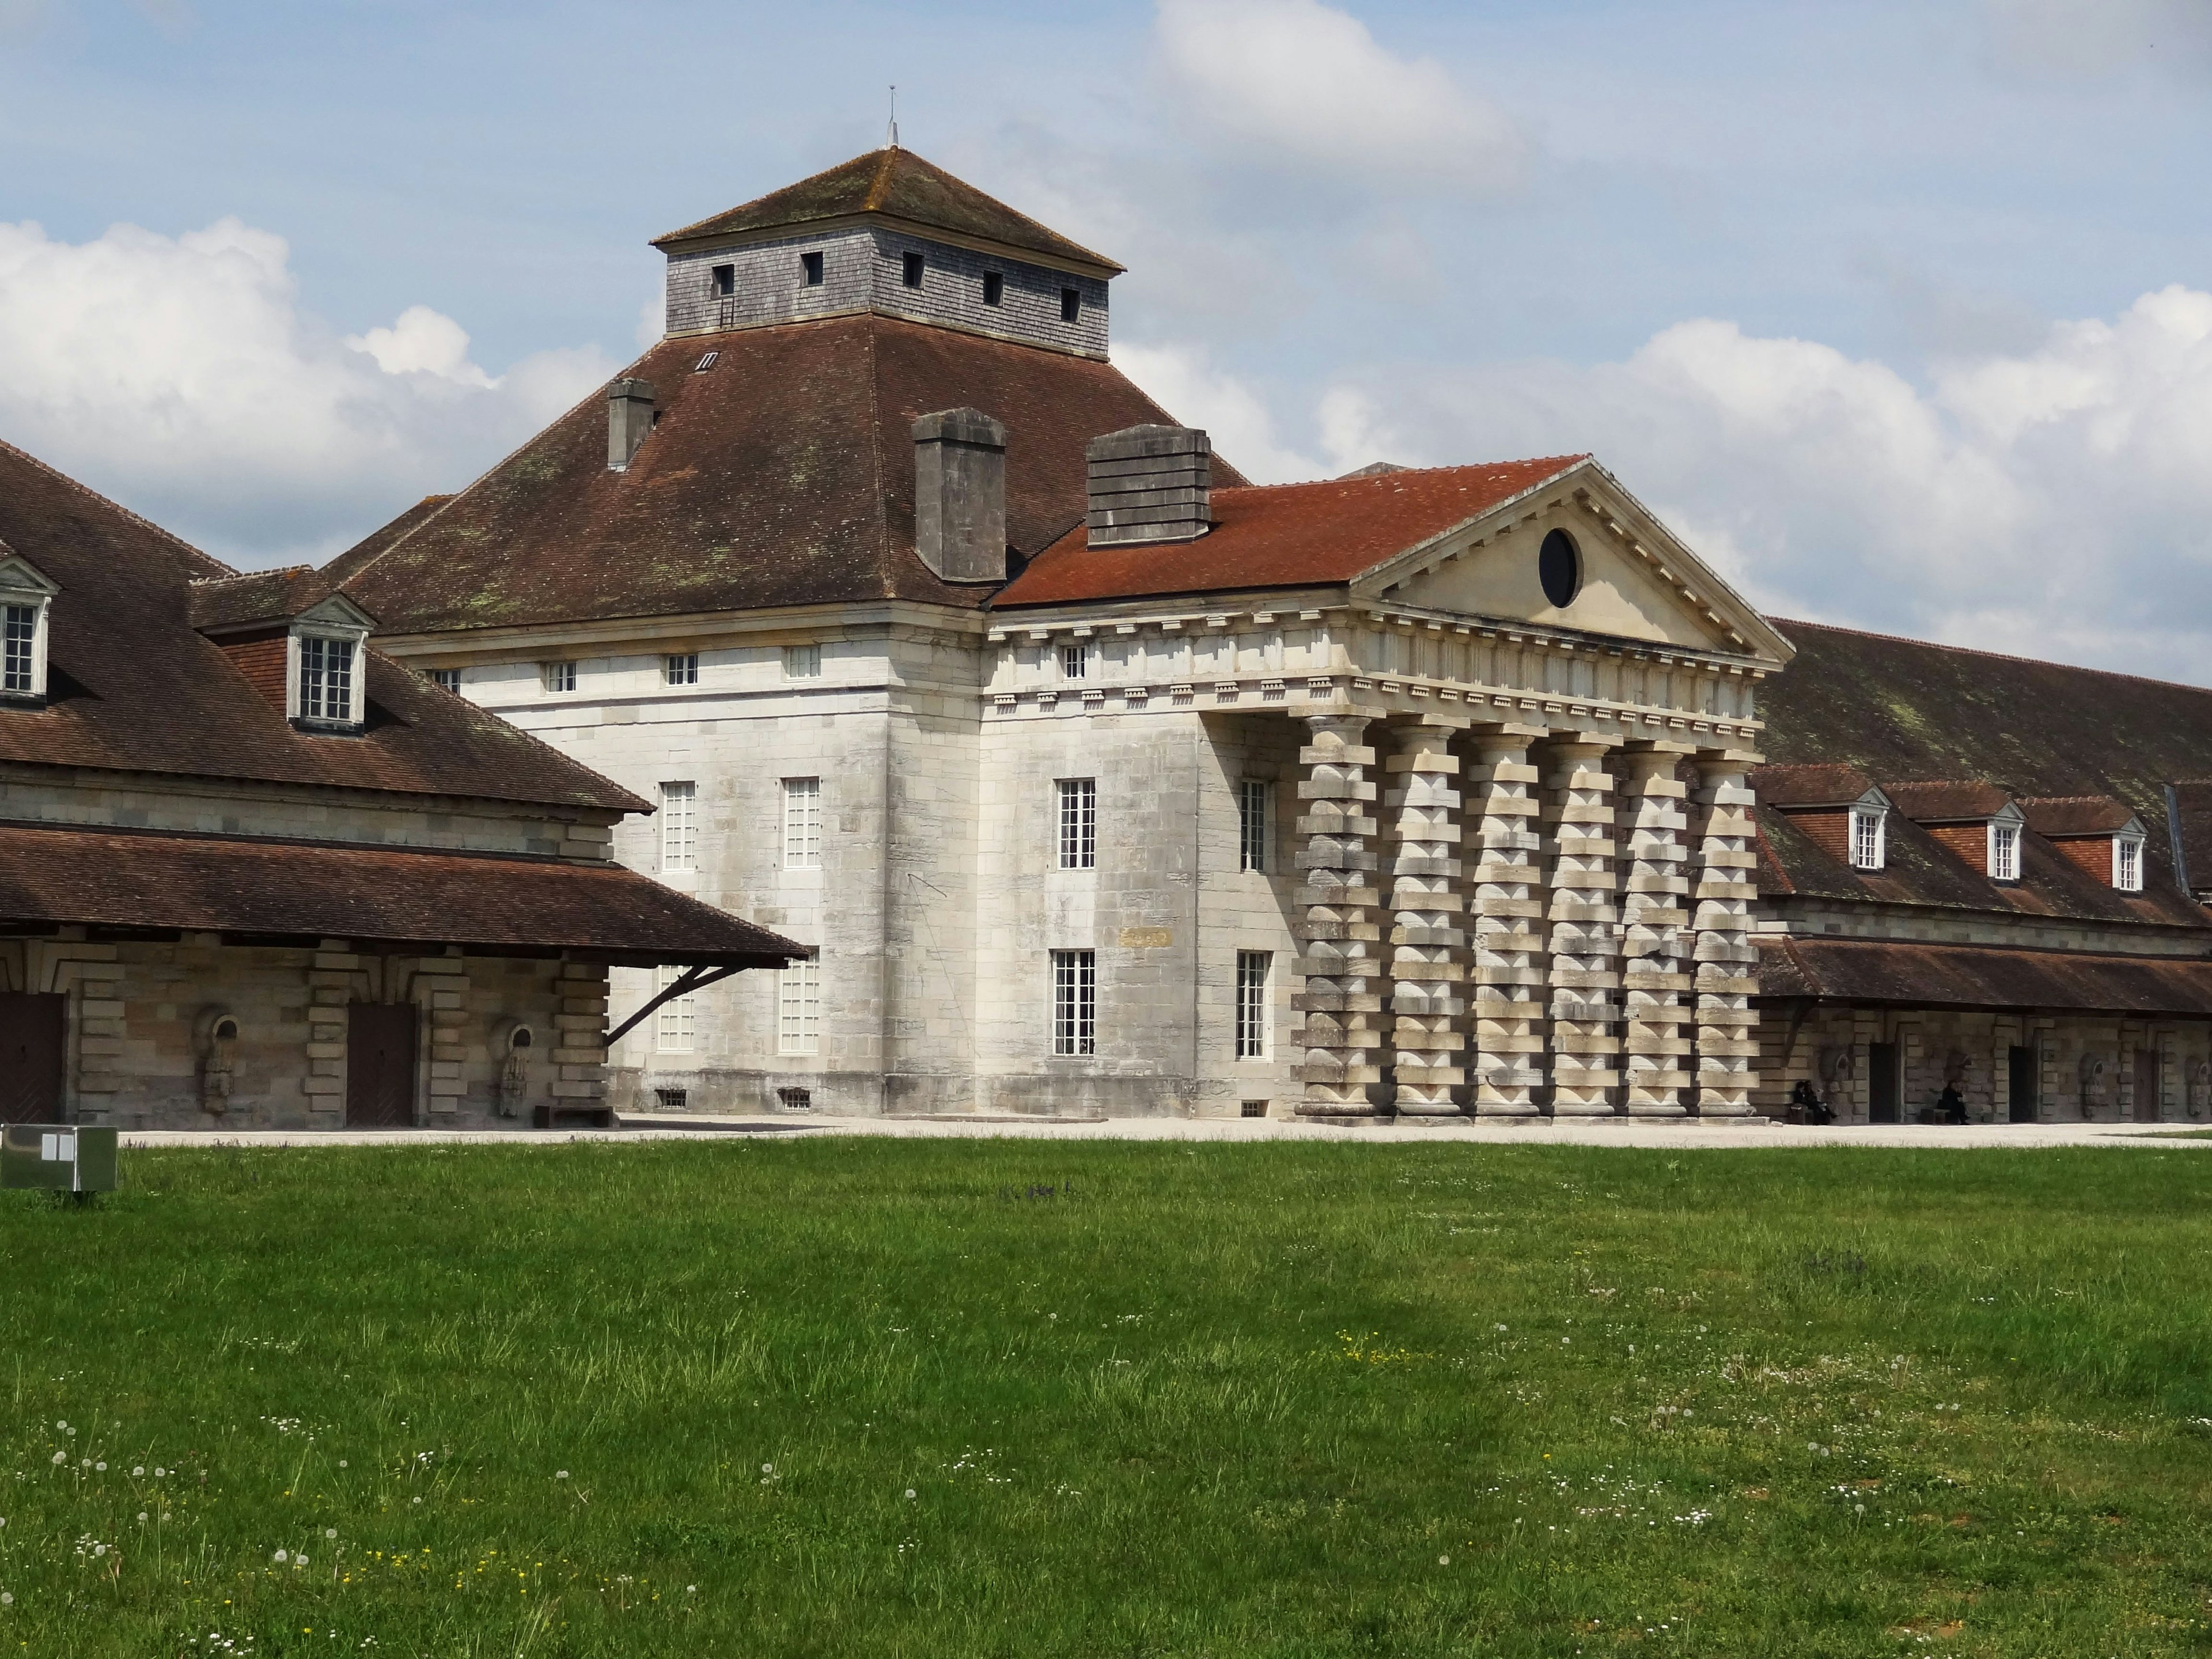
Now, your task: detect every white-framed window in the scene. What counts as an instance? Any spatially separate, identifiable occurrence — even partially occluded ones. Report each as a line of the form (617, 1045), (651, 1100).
(778, 958), (821, 1055)
(782, 777), (822, 868)
(1060, 641), (1090, 680)
(1988, 820), (2021, 882)
(660, 781), (696, 873)
(2115, 836), (2144, 892)
(1051, 949), (1096, 1056)
(427, 667), (461, 694)
(542, 660), (577, 694)
(0, 556), (57, 702)
(1850, 807), (1886, 872)
(1235, 950), (1272, 1059)
(1058, 778), (1097, 869)
(665, 653), (699, 686)
(783, 642), (821, 680)
(1238, 779), (1270, 873)
(296, 634), (358, 726)
(656, 965), (695, 1054)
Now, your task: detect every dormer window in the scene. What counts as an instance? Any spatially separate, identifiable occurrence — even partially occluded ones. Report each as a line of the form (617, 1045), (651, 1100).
(2115, 835), (2144, 892)
(1988, 820), (2021, 882)
(0, 553), (59, 706)
(1850, 805), (1887, 871)
(298, 634), (355, 724)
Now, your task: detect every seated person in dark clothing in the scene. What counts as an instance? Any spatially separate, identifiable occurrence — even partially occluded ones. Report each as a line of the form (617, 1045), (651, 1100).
(1923, 1084), (1967, 1125)
(1788, 1079), (1834, 1125)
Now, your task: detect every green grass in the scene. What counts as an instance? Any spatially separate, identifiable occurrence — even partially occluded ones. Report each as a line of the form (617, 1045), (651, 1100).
(2, 1141), (2211, 1657)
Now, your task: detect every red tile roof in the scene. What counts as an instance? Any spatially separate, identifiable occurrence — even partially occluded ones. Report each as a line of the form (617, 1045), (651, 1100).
(1757, 935), (2212, 1016)
(994, 456), (1588, 608)
(0, 822), (801, 968)
(0, 437), (645, 813)
(1751, 763), (1876, 809)
(2018, 796), (2137, 837)
(652, 147), (1122, 274)
(336, 315), (1233, 634)
(1881, 780), (2016, 822)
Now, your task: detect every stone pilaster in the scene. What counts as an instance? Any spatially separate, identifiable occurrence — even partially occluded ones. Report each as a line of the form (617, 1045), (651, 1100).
(1384, 719), (1467, 1120)
(1539, 736), (1622, 1119)
(306, 938), (354, 1125)
(1691, 750), (1762, 1119)
(551, 960), (612, 1101)
(1618, 743), (1696, 1119)
(419, 956), (471, 1121)
(1292, 713), (1389, 1121)
(1464, 725), (1548, 1117)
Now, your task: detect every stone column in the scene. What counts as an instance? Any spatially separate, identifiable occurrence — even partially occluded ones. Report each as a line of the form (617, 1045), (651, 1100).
(1540, 734), (1623, 1119)
(419, 955), (471, 1122)
(1618, 743), (1696, 1119)
(1464, 725), (1548, 1117)
(1691, 749), (1762, 1118)
(1384, 719), (1467, 1120)
(1292, 713), (1388, 1120)
(551, 960), (612, 1119)
(306, 938), (355, 1124)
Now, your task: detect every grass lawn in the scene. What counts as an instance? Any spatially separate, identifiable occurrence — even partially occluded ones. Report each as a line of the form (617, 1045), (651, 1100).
(2, 1140), (2210, 1657)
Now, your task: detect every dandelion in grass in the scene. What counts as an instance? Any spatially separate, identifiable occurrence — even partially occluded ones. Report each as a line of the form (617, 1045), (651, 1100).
(905, 1489), (916, 1499)
(94, 1461), (105, 1472)
(325, 1528), (338, 1540)
(274, 1551), (287, 1563)
(0, 1592), (10, 1605)
(555, 1471), (569, 1480)
(50, 1453), (64, 1467)
(132, 1465), (144, 1477)
(138, 1512), (147, 1523)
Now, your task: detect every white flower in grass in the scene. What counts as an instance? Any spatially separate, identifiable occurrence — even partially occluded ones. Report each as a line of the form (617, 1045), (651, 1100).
(555, 1471), (569, 1480)
(49, 1453), (64, 1467)
(1438, 1554), (1450, 1566)
(273, 1550), (287, 1563)
(325, 1528), (338, 1539)
(94, 1462), (105, 1472)
(131, 1467), (144, 1478)
(762, 1463), (774, 1475)
(294, 1554), (307, 1567)
(154, 1468), (166, 1478)
(1, 1592), (12, 1605)
(137, 1512), (147, 1523)
(904, 1489), (916, 1499)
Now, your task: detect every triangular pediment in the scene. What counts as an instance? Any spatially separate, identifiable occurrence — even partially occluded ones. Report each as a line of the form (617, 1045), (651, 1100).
(299, 592), (376, 632)
(1353, 459), (1791, 665)
(0, 550), (61, 600)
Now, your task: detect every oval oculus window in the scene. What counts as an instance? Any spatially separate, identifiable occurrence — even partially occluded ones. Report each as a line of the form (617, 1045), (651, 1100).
(1538, 528), (1581, 608)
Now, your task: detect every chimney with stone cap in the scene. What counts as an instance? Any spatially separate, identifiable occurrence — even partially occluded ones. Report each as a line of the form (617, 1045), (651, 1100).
(1086, 425), (1210, 547)
(912, 407), (1008, 582)
(607, 378), (656, 471)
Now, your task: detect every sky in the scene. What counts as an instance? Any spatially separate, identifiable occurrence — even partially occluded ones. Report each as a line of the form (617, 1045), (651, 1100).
(3, 0), (2211, 678)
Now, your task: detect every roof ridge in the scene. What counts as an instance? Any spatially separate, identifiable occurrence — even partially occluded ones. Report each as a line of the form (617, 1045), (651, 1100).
(1214, 453), (1592, 495)
(865, 147), (897, 213)
(0, 435), (232, 578)
(1774, 616), (2212, 700)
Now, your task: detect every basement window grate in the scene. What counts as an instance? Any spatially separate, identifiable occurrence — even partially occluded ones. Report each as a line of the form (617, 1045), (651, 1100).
(777, 1087), (814, 1112)
(1241, 1100), (1268, 1119)
(655, 1087), (688, 1111)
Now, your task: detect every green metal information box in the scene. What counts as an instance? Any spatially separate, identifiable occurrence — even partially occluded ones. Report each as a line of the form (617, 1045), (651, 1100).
(0, 1125), (119, 1194)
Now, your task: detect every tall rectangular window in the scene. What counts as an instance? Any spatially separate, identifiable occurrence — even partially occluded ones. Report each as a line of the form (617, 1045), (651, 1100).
(1989, 821), (2020, 882)
(1060, 286), (1080, 324)
(665, 653), (699, 685)
(782, 777), (821, 868)
(711, 263), (734, 297)
(542, 661), (576, 694)
(1058, 778), (1096, 869)
(778, 959), (821, 1055)
(2116, 838), (2143, 892)
(1238, 779), (1270, 873)
(656, 965), (695, 1054)
(801, 250), (824, 287)
(1051, 949), (1096, 1056)
(299, 635), (354, 723)
(660, 781), (696, 873)
(902, 251), (925, 289)
(1850, 808), (1885, 871)
(1236, 951), (1272, 1060)
(1060, 642), (1089, 679)
(982, 271), (1004, 307)
(3, 604), (38, 694)
(783, 642), (821, 679)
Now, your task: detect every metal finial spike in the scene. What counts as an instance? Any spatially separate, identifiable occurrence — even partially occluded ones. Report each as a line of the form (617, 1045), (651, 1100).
(888, 85), (899, 149)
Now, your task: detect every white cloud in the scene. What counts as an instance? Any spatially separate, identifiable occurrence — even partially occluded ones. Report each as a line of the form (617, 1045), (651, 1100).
(0, 216), (617, 566)
(1115, 340), (1327, 484)
(1152, 0), (1524, 194)
(1282, 287), (2212, 681)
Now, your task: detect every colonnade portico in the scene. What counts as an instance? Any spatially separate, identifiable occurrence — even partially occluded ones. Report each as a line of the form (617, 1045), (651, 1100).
(1293, 708), (1762, 1123)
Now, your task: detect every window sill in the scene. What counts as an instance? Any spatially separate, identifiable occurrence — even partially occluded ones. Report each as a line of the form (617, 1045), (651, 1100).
(290, 717), (363, 737)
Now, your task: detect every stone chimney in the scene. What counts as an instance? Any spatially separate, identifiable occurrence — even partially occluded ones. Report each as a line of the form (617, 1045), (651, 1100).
(912, 407), (1008, 582)
(607, 378), (656, 471)
(1086, 425), (1210, 547)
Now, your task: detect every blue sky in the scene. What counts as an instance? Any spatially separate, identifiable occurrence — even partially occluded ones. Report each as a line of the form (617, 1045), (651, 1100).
(3, 0), (2211, 675)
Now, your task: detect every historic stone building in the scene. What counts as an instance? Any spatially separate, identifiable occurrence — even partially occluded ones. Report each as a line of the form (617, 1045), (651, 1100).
(0, 437), (798, 1130)
(326, 146), (2212, 1127)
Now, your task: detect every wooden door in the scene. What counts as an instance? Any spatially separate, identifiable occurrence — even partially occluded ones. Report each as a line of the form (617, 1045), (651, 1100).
(2008, 1045), (2037, 1123)
(0, 993), (66, 1124)
(2134, 1047), (2160, 1122)
(1868, 1041), (1901, 1123)
(346, 1003), (417, 1128)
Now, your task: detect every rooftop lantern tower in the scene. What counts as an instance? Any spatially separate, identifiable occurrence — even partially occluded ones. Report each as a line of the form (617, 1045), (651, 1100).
(651, 148), (1123, 360)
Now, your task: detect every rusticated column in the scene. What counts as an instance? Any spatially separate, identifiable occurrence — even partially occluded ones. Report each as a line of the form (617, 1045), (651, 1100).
(1618, 743), (1696, 1119)
(1540, 734), (1623, 1119)
(1293, 713), (1388, 1121)
(1465, 725), (1548, 1117)
(1384, 720), (1468, 1120)
(1691, 749), (1763, 1119)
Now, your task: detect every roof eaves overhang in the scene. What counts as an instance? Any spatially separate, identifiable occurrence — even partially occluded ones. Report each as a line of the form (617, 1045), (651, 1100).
(650, 210), (1125, 281)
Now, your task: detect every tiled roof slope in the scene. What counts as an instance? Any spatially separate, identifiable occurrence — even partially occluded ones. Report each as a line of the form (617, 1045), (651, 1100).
(337, 314), (1238, 634)
(652, 147), (1122, 274)
(995, 457), (1588, 607)
(0, 437), (644, 812)
(321, 494), (450, 589)
(0, 822), (801, 968)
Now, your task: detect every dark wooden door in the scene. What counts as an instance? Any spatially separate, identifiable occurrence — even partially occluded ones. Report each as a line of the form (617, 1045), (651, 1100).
(0, 993), (66, 1124)
(1868, 1041), (1901, 1123)
(2008, 1045), (2037, 1123)
(346, 1003), (417, 1128)
(2134, 1047), (2160, 1122)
